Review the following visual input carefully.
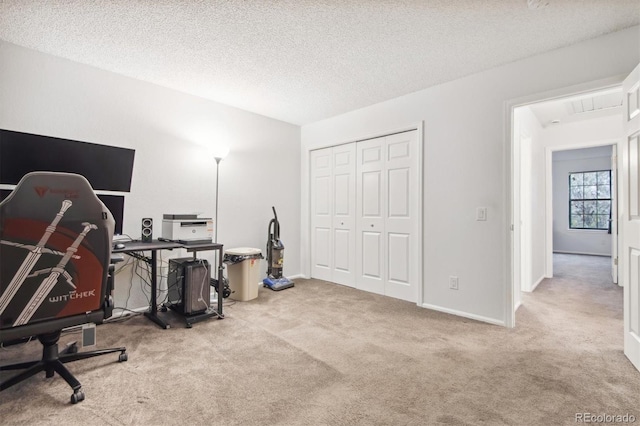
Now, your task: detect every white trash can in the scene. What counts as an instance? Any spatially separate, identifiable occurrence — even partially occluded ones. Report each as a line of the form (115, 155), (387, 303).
(224, 247), (263, 301)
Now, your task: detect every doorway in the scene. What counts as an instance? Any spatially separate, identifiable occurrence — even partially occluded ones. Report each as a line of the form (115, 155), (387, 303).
(511, 84), (623, 321)
(550, 146), (616, 260)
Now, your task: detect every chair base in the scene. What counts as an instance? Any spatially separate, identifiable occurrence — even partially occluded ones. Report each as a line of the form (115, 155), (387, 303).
(0, 331), (127, 404)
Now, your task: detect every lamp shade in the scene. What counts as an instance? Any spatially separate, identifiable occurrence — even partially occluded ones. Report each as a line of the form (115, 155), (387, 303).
(212, 145), (230, 160)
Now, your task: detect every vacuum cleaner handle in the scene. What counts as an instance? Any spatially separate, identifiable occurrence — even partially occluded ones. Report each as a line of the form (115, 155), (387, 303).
(271, 206), (280, 239)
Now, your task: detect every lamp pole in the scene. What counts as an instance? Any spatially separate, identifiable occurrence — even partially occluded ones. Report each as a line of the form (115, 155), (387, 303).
(214, 156), (222, 243)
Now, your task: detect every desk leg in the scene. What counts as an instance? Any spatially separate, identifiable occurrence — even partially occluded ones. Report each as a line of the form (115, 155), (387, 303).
(217, 247), (224, 319)
(144, 250), (170, 329)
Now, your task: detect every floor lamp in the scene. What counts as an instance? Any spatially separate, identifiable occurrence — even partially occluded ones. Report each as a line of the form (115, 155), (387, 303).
(212, 146), (229, 301)
(212, 146), (229, 244)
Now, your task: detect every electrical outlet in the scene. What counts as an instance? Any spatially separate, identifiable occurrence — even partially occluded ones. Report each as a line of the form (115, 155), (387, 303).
(449, 276), (459, 290)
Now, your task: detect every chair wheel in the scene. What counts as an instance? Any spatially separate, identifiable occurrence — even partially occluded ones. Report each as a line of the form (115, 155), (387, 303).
(71, 390), (85, 404)
(68, 342), (78, 354)
(119, 353), (128, 362)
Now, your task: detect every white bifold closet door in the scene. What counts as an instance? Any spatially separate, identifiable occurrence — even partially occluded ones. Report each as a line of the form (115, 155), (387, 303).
(310, 144), (356, 287)
(356, 131), (419, 302)
(310, 130), (420, 303)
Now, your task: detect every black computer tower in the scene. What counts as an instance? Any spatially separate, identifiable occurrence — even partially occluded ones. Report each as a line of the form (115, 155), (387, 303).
(167, 257), (211, 315)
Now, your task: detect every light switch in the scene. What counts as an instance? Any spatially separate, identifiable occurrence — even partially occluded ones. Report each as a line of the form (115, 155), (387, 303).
(476, 207), (487, 221)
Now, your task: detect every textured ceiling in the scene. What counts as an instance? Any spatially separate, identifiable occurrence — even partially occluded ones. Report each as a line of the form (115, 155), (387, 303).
(0, 1), (638, 125)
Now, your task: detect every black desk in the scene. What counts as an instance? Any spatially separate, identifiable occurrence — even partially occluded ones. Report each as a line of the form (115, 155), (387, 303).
(112, 240), (224, 329)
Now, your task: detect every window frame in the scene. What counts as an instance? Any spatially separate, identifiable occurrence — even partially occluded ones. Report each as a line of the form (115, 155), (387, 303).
(568, 169), (612, 231)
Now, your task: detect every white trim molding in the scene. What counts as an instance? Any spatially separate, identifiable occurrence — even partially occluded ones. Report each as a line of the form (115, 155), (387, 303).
(421, 303), (506, 327)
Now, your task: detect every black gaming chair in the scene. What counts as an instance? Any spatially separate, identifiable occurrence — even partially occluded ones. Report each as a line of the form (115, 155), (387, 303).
(0, 171), (127, 404)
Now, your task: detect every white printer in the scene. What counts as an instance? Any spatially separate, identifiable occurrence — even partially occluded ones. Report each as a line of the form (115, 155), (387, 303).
(162, 214), (213, 244)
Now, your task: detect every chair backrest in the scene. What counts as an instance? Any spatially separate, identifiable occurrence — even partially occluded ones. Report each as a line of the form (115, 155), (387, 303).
(0, 172), (114, 339)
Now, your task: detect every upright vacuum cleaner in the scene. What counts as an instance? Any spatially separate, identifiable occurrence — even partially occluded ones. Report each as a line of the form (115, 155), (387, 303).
(263, 206), (295, 291)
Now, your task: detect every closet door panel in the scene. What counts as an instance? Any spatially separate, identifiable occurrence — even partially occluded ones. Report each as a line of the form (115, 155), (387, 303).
(384, 131), (418, 302)
(312, 130), (420, 303)
(332, 144), (356, 287)
(362, 231), (383, 289)
(356, 137), (385, 295)
(388, 168), (409, 217)
(310, 148), (333, 281)
(388, 232), (410, 284)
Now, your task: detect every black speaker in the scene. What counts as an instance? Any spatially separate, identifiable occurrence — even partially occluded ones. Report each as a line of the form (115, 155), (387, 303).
(141, 217), (153, 242)
(167, 258), (210, 315)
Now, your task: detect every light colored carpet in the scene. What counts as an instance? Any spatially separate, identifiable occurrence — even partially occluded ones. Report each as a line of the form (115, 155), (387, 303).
(1, 254), (638, 425)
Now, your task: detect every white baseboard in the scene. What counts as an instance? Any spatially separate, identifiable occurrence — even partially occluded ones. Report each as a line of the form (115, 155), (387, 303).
(287, 274), (305, 280)
(531, 275), (546, 292)
(420, 303), (505, 327)
(522, 275), (547, 293)
(515, 300), (522, 311)
(553, 250), (611, 257)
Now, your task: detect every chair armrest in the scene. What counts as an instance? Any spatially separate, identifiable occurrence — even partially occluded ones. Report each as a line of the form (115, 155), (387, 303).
(103, 264), (115, 319)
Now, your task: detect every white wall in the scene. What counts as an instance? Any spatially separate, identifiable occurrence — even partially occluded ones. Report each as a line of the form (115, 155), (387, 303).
(541, 115), (622, 151)
(552, 146), (613, 256)
(0, 41), (301, 312)
(301, 26), (639, 325)
(514, 106), (545, 295)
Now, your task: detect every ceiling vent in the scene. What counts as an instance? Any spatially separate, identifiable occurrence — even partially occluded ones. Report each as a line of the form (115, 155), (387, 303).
(566, 92), (622, 115)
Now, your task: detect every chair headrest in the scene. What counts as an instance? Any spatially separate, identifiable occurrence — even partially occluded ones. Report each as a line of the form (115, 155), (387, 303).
(1, 172), (111, 224)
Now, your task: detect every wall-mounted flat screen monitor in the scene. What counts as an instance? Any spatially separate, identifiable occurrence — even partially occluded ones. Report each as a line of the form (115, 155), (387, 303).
(0, 129), (135, 192)
(96, 194), (125, 236)
(0, 189), (125, 236)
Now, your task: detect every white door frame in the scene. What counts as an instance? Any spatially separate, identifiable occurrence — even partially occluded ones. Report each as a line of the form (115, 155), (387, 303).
(611, 143), (619, 285)
(303, 122), (424, 305)
(520, 133), (533, 296)
(505, 75), (626, 328)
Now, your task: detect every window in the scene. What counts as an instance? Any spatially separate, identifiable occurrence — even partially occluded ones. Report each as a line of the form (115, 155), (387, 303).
(569, 170), (611, 230)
